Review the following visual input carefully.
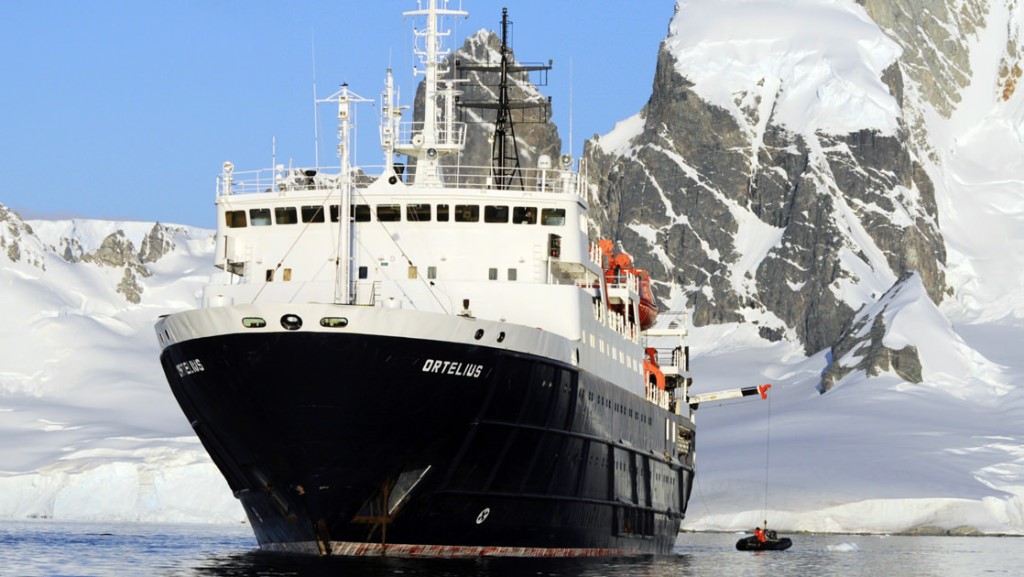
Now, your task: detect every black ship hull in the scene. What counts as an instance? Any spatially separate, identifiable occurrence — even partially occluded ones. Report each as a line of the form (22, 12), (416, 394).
(160, 328), (693, 556)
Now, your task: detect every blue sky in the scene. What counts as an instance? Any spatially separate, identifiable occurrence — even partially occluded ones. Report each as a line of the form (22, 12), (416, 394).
(1, 1), (673, 228)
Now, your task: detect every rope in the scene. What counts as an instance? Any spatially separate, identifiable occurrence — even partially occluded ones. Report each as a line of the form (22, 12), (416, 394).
(350, 189), (451, 313)
(693, 471), (715, 520)
(762, 391), (772, 528)
(251, 198), (332, 304)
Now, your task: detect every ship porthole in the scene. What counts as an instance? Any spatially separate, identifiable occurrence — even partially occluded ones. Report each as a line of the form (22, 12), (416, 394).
(497, 331), (506, 343)
(280, 314), (303, 330)
(475, 508), (491, 524)
(242, 317), (267, 329)
(474, 329), (484, 340)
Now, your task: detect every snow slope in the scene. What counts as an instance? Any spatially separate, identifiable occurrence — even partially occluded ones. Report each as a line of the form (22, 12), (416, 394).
(661, 0), (1024, 535)
(666, 0), (903, 137)
(3, 216), (1022, 534)
(0, 219), (244, 523)
(0, 0), (1021, 535)
(683, 318), (1024, 535)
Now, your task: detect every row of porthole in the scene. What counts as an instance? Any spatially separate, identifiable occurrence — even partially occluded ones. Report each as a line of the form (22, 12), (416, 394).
(474, 329), (507, 343)
(241, 316), (508, 342)
(242, 315), (349, 330)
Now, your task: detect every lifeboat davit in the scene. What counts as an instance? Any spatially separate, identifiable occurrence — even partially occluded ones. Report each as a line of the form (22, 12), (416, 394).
(598, 240), (659, 331)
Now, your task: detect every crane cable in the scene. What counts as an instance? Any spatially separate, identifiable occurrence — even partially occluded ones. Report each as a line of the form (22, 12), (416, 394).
(762, 391), (773, 529)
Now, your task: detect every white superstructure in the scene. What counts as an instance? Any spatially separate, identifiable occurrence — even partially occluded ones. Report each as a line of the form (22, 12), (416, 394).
(198, 0), (688, 405)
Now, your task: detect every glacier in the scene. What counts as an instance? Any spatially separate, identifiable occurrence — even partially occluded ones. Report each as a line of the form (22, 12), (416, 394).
(0, 0), (1022, 537)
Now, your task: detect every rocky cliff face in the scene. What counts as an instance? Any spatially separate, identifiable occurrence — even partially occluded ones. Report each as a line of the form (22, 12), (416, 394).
(80, 230), (153, 304)
(861, 0), (987, 113)
(0, 204), (46, 271)
(859, 0), (991, 155)
(820, 271), (925, 391)
(77, 223), (180, 303)
(579, 0), (987, 388)
(585, 45), (945, 362)
(996, 2), (1023, 101)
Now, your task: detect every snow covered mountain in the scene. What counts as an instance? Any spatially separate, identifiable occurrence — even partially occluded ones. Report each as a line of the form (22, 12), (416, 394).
(583, 0), (1024, 534)
(0, 210), (243, 522)
(0, 0), (1022, 536)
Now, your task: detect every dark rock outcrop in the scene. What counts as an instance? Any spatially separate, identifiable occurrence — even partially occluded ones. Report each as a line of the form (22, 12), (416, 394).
(0, 203), (45, 270)
(585, 38), (946, 357)
(820, 272), (925, 391)
(139, 223), (176, 264)
(81, 230), (154, 304)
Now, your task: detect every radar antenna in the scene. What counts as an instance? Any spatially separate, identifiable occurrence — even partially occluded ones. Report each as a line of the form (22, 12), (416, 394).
(456, 8), (551, 190)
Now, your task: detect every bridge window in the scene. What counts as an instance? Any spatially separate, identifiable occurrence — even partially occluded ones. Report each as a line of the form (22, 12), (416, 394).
(301, 205), (325, 223)
(225, 210), (247, 228)
(275, 207), (298, 225)
(455, 205), (479, 222)
(484, 205), (509, 223)
(376, 204), (401, 222)
(541, 208), (565, 226)
(513, 206), (537, 224)
(407, 204), (431, 221)
(249, 208), (272, 226)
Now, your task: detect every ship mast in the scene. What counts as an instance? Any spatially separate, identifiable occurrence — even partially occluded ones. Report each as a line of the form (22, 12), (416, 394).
(456, 8), (552, 190)
(380, 68), (407, 172)
(318, 83), (370, 304)
(395, 0), (468, 186)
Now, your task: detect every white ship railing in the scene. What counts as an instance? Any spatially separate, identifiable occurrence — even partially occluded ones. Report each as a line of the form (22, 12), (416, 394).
(646, 384), (671, 410)
(645, 311), (690, 377)
(396, 121), (467, 148)
(217, 163), (583, 198)
(606, 271), (642, 295)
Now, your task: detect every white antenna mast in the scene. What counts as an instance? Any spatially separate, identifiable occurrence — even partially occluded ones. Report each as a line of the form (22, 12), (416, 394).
(380, 68), (409, 168)
(317, 84), (370, 304)
(312, 33), (320, 169)
(397, 0), (468, 185)
(569, 56), (574, 158)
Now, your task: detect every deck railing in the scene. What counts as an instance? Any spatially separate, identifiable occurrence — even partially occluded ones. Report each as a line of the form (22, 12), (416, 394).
(217, 163), (583, 198)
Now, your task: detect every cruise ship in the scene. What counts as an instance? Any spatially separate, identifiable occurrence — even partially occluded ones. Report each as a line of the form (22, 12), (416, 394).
(155, 0), (759, 557)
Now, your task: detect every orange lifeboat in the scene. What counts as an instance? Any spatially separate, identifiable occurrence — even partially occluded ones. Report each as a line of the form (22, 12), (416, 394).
(643, 347), (666, 391)
(598, 239), (659, 331)
(634, 267), (659, 331)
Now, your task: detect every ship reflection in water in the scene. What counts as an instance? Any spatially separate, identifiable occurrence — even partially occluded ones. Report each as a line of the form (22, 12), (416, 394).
(194, 549), (691, 577)
(189, 533), (1024, 577)
(2, 521), (1017, 577)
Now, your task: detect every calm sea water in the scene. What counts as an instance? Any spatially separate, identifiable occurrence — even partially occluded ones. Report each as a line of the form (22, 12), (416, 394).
(0, 520), (1020, 577)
